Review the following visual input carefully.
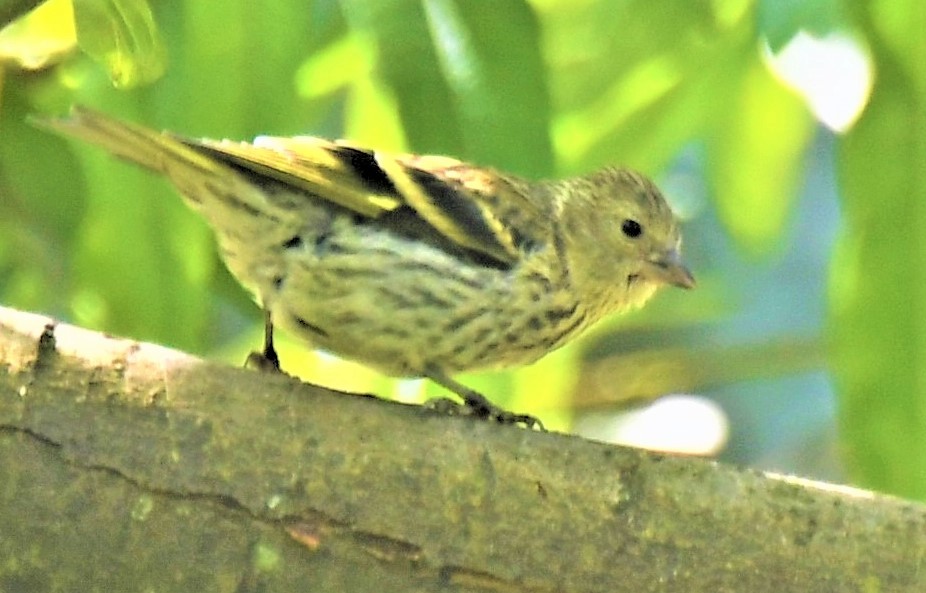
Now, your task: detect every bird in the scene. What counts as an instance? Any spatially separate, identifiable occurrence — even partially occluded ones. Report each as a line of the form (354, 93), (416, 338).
(36, 106), (694, 429)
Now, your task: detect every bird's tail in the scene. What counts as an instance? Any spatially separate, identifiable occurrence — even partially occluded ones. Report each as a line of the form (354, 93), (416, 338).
(34, 106), (225, 181)
(31, 106), (269, 223)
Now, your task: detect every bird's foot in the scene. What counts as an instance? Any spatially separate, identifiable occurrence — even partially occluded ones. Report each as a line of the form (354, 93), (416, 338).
(245, 349), (283, 373)
(424, 396), (545, 430)
(245, 309), (286, 374)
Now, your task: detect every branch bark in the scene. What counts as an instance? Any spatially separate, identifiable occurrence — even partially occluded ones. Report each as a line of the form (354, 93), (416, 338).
(0, 305), (923, 592)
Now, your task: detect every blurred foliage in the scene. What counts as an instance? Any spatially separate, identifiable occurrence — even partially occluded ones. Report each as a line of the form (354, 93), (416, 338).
(0, 0), (923, 499)
(830, 2), (926, 498)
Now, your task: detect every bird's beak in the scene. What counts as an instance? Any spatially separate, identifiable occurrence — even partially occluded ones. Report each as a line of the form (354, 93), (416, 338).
(645, 248), (696, 289)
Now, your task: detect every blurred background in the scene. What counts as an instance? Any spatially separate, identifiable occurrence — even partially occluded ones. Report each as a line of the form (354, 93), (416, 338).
(1, 0), (922, 499)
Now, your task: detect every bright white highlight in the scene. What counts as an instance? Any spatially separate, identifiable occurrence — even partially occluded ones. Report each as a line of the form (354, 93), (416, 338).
(580, 395), (729, 456)
(765, 32), (873, 133)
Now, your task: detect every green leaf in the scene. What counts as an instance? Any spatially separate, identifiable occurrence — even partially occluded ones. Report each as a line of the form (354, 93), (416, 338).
(758, 0), (847, 52)
(545, 0), (754, 174)
(339, 0), (465, 155)
(542, 0), (717, 117)
(0, 0), (76, 70)
(152, 0), (329, 137)
(706, 54), (814, 254)
(0, 92), (86, 316)
(421, 0), (552, 176)
(72, 0), (166, 88)
(340, 0), (553, 176)
(66, 131), (216, 351)
(830, 0), (926, 499)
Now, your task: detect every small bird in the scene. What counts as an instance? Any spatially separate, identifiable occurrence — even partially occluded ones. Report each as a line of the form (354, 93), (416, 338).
(37, 106), (694, 428)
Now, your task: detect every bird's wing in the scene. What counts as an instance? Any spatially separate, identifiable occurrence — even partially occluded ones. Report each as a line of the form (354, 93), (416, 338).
(192, 136), (404, 218)
(193, 135), (547, 266)
(36, 107), (548, 266)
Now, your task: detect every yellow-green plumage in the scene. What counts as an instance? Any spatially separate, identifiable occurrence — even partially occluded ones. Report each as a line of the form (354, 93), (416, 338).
(36, 106), (693, 426)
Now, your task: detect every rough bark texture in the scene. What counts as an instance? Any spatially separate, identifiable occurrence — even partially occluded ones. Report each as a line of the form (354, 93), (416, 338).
(0, 305), (923, 592)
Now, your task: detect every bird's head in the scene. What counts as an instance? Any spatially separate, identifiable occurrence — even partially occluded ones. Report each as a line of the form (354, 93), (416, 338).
(556, 167), (694, 314)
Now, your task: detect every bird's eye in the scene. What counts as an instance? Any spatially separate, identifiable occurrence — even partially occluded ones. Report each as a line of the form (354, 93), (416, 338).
(621, 219), (643, 239)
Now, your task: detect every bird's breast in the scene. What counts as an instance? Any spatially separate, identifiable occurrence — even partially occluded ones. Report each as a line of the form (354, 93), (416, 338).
(262, 225), (591, 376)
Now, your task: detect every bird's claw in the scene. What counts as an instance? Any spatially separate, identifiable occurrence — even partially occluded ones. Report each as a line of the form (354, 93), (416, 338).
(245, 349), (283, 373)
(424, 397), (546, 431)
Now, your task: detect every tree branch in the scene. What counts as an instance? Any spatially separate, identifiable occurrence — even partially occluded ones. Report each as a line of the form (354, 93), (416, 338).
(0, 305), (923, 592)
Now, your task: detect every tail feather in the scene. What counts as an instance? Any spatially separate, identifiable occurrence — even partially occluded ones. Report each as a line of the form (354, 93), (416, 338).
(32, 106), (276, 223)
(32, 106), (224, 180)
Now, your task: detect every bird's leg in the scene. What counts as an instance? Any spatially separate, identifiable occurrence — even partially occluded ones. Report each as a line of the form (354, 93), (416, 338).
(425, 369), (546, 431)
(245, 309), (282, 372)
